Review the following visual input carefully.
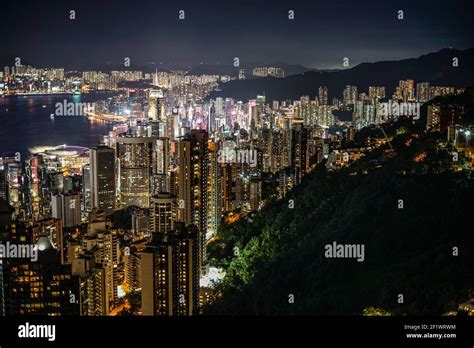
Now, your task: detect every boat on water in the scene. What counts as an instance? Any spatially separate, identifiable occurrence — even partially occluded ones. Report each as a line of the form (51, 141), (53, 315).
(42, 105), (47, 108)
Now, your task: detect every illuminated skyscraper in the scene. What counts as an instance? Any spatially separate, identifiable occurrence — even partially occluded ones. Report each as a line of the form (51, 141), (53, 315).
(252, 66), (284, 78)
(416, 82), (431, 102)
(141, 223), (199, 316)
(124, 249), (141, 291)
(152, 137), (170, 194)
(214, 97), (224, 117)
(207, 141), (221, 237)
(271, 131), (284, 173)
(140, 242), (172, 316)
(82, 164), (91, 212)
(1, 154), (21, 215)
(343, 85), (358, 106)
(75, 255), (109, 316)
(318, 86), (328, 106)
(24, 155), (41, 220)
(0, 161), (7, 202)
(149, 193), (177, 234)
(394, 80), (415, 101)
(149, 98), (158, 120)
(116, 135), (154, 208)
(178, 130), (208, 269)
(427, 104), (441, 130)
(166, 111), (178, 141)
(368, 86), (386, 100)
(290, 121), (308, 184)
(73, 227), (119, 313)
(51, 193), (81, 228)
(2, 220), (79, 316)
(90, 146), (116, 213)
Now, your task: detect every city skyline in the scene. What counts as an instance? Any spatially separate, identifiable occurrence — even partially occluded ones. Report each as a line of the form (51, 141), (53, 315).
(1, 0), (474, 345)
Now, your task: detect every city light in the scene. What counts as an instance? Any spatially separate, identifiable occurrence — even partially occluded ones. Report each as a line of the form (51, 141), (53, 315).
(0, 2), (473, 343)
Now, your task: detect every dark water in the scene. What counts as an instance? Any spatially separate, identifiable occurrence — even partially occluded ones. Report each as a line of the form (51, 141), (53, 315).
(0, 93), (116, 157)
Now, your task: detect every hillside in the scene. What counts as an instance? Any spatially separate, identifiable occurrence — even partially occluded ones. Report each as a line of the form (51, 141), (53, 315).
(205, 99), (474, 315)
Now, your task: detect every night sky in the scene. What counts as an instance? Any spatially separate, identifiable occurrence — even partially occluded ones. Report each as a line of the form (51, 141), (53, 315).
(2, 0), (474, 70)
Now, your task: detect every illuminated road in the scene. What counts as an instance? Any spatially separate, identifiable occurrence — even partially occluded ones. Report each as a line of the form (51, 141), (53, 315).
(84, 110), (127, 122)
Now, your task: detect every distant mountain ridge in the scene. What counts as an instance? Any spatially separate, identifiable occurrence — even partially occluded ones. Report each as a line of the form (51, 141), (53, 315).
(208, 48), (474, 102)
(188, 62), (315, 77)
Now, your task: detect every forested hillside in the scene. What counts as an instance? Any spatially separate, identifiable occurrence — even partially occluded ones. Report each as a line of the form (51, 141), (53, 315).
(205, 104), (474, 315)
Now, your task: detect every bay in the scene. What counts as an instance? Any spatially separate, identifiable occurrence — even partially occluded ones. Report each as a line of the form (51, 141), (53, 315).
(0, 92), (117, 157)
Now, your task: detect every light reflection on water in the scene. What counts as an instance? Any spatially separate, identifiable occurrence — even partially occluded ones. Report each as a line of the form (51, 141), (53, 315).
(0, 93), (116, 156)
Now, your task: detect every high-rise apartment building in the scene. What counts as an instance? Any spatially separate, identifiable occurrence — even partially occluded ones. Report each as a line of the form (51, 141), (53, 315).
(290, 121), (308, 184)
(178, 130), (208, 269)
(141, 223), (199, 316)
(343, 85), (358, 106)
(207, 141), (221, 237)
(416, 82), (431, 102)
(318, 86), (328, 106)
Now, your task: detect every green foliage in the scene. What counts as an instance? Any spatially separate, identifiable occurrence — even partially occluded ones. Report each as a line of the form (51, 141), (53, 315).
(362, 307), (393, 316)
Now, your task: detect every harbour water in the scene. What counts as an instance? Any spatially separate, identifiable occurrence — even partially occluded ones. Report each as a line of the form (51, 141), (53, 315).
(0, 93), (116, 157)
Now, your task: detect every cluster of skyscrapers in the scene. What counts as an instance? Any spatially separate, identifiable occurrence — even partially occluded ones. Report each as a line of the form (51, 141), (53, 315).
(0, 75), (318, 316)
(0, 61), (470, 317)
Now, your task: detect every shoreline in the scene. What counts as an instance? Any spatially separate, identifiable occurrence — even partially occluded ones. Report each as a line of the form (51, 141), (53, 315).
(2, 90), (118, 97)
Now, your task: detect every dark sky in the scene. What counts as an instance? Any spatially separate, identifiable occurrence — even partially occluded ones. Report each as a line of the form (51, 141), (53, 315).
(2, 0), (474, 70)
